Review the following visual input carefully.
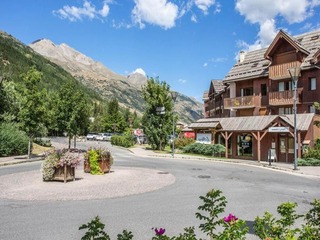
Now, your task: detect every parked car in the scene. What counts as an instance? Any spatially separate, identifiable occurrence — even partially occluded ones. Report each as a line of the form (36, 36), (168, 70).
(105, 133), (112, 141)
(86, 133), (98, 141)
(96, 133), (112, 141)
(95, 133), (106, 141)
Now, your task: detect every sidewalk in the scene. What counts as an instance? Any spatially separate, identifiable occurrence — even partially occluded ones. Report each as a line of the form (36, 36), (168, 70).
(128, 145), (320, 179)
(1, 146), (319, 178)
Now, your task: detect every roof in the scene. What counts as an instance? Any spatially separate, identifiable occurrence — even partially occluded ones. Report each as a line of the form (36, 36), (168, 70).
(189, 121), (220, 129)
(209, 80), (225, 96)
(224, 29), (320, 83)
(202, 91), (209, 100)
(279, 113), (315, 131)
(189, 114), (315, 132)
(265, 30), (310, 59)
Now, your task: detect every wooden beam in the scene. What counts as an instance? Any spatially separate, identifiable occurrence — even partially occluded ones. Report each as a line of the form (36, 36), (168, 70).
(298, 131), (301, 158)
(257, 131), (261, 162)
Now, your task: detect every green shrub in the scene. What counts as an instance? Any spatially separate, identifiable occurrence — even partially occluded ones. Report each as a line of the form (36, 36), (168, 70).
(84, 147), (114, 175)
(0, 122), (29, 157)
(303, 147), (320, 159)
(173, 137), (195, 149)
(183, 143), (225, 156)
(111, 134), (135, 148)
(80, 190), (320, 240)
(34, 137), (52, 147)
(298, 158), (320, 166)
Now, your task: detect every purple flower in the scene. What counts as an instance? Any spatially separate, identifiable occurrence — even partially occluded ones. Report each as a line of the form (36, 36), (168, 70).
(154, 227), (165, 236)
(223, 213), (238, 224)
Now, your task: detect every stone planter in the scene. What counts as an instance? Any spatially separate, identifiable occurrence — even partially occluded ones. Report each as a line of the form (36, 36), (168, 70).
(53, 165), (75, 183)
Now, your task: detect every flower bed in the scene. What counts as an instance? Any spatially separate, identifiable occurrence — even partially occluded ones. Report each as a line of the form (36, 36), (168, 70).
(41, 148), (81, 183)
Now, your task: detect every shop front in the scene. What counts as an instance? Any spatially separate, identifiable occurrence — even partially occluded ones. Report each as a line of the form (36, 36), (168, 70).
(189, 113), (319, 163)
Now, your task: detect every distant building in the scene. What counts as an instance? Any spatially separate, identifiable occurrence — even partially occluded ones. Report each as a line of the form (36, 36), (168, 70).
(191, 29), (320, 162)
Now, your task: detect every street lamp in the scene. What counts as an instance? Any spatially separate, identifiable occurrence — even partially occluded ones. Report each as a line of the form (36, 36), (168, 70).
(288, 67), (301, 170)
(156, 106), (165, 151)
(171, 91), (178, 157)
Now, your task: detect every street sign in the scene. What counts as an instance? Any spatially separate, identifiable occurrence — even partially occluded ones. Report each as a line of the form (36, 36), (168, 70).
(268, 126), (290, 133)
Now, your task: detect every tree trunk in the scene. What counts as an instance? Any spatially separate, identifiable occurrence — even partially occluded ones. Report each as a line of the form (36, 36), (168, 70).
(68, 136), (71, 149)
(74, 135), (76, 148)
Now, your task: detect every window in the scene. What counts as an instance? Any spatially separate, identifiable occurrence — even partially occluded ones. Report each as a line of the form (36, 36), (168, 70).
(279, 81), (292, 91)
(261, 84), (267, 96)
(310, 77), (316, 90)
(237, 134), (252, 156)
(240, 87), (253, 96)
(279, 107), (292, 114)
(309, 105), (315, 113)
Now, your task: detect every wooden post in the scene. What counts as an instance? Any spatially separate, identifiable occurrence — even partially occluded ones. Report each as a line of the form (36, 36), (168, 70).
(64, 164), (67, 183)
(298, 131), (301, 158)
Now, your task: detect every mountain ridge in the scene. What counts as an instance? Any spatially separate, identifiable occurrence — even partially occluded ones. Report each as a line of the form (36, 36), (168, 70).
(29, 38), (202, 123)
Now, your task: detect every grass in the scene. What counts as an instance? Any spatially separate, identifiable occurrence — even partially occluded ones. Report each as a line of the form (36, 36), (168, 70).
(32, 143), (53, 155)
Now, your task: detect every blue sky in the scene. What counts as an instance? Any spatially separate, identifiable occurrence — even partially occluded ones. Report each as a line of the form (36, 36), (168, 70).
(0, 0), (320, 101)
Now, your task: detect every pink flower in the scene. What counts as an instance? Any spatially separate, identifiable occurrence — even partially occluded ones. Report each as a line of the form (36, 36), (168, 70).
(223, 213), (238, 224)
(154, 227), (165, 236)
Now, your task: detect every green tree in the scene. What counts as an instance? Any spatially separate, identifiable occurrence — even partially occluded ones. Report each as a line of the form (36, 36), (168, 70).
(17, 67), (47, 158)
(104, 98), (126, 133)
(56, 82), (90, 148)
(89, 101), (106, 132)
(141, 77), (175, 150)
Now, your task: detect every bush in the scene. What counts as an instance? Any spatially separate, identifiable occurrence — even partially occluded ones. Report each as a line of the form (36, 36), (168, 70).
(183, 143), (225, 156)
(111, 134), (135, 148)
(0, 122), (29, 157)
(80, 189), (320, 239)
(34, 137), (52, 147)
(173, 137), (195, 149)
(298, 158), (320, 166)
(84, 147), (113, 175)
(303, 147), (320, 159)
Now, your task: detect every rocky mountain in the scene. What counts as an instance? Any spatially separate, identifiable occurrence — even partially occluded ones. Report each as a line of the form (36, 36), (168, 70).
(29, 39), (202, 123)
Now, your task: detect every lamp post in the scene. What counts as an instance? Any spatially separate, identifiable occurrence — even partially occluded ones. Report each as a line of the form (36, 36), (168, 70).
(288, 67), (301, 170)
(170, 91), (178, 157)
(156, 106), (165, 151)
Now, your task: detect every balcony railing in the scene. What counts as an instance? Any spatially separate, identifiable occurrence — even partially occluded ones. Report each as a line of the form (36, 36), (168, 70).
(269, 61), (300, 80)
(269, 88), (303, 105)
(224, 95), (259, 109)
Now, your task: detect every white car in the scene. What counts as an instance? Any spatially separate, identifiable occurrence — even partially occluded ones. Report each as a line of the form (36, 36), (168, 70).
(86, 133), (98, 141)
(96, 133), (106, 141)
(96, 133), (112, 141)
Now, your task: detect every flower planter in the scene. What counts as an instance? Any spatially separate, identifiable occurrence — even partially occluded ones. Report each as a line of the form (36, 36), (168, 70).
(83, 160), (111, 173)
(53, 165), (75, 183)
(98, 160), (111, 173)
(83, 147), (113, 175)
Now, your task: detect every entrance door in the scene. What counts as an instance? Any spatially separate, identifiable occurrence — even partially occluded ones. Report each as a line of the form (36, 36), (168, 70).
(278, 135), (294, 162)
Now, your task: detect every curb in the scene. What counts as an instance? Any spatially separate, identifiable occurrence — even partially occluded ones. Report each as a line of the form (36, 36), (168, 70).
(0, 157), (44, 167)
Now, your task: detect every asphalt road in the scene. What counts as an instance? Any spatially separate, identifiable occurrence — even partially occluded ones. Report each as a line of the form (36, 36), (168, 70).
(0, 138), (319, 239)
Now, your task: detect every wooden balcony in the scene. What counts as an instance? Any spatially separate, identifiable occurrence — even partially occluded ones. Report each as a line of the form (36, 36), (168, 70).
(224, 95), (260, 109)
(269, 61), (300, 80)
(269, 88), (303, 106)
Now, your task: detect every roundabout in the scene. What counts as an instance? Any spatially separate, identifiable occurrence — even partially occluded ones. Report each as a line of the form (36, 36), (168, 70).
(0, 166), (175, 201)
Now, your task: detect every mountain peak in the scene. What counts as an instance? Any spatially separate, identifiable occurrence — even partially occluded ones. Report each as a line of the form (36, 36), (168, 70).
(29, 37), (202, 123)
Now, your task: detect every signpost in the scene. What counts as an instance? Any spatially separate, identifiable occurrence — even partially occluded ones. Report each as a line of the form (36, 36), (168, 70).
(268, 127), (289, 133)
